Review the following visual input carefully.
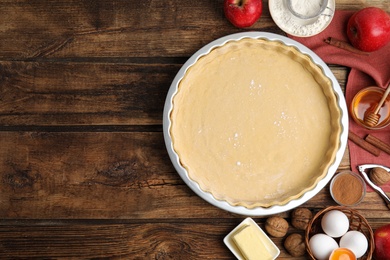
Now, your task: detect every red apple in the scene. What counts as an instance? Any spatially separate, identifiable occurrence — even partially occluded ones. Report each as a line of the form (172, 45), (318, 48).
(374, 223), (390, 260)
(224, 0), (262, 28)
(347, 7), (390, 52)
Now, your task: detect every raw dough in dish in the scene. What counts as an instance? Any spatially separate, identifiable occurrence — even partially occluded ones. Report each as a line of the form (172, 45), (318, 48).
(170, 38), (341, 208)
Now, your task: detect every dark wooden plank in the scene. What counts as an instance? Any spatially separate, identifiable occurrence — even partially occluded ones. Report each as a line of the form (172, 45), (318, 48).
(0, 131), (237, 219)
(0, 61), (177, 126)
(1, 131), (387, 219)
(0, 219), (388, 259)
(0, 222), (233, 259)
(0, 0), (278, 59)
(0, 0), (388, 258)
(0, 0), (387, 60)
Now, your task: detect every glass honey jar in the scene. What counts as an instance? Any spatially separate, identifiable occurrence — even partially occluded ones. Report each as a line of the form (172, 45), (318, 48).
(350, 86), (390, 130)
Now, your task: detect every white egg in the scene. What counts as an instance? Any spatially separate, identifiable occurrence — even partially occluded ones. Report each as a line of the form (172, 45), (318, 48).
(321, 210), (349, 237)
(340, 230), (368, 258)
(309, 233), (339, 260)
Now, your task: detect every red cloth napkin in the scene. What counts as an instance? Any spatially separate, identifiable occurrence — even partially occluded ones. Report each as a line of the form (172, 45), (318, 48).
(288, 10), (390, 192)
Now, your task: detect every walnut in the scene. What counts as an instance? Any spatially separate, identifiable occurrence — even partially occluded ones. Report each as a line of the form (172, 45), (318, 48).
(370, 167), (390, 186)
(291, 207), (312, 230)
(284, 233), (306, 257)
(265, 216), (289, 237)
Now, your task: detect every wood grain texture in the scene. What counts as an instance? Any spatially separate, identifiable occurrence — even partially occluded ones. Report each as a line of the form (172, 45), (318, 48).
(0, 0), (276, 59)
(0, 0), (389, 258)
(0, 222), (233, 259)
(0, 61), (175, 125)
(1, 219), (389, 259)
(1, 0), (384, 60)
(0, 131), (357, 220)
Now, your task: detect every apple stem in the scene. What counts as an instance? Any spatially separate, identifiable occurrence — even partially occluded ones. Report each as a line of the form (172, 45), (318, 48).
(235, 0), (246, 7)
(350, 26), (357, 35)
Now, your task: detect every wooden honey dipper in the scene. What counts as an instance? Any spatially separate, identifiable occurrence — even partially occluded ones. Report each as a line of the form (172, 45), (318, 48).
(364, 84), (390, 127)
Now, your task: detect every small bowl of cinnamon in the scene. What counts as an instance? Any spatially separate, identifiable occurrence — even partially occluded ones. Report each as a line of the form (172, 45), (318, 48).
(330, 171), (366, 207)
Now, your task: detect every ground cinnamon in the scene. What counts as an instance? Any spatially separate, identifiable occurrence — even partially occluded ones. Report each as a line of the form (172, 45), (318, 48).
(331, 172), (365, 206)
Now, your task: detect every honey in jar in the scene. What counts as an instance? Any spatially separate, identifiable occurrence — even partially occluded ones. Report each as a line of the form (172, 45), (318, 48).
(350, 86), (390, 129)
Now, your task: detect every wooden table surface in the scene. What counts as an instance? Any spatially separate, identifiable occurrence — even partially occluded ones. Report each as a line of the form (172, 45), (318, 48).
(0, 0), (389, 259)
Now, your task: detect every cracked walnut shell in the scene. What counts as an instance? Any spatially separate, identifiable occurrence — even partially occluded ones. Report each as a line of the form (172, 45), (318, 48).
(265, 216), (289, 237)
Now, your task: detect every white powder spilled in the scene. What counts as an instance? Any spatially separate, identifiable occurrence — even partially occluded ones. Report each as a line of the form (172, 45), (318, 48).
(289, 0), (324, 17)
(271, 0), (334, 37)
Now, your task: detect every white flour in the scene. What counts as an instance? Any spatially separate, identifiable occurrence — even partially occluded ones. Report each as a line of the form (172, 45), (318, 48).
(271, 0), (333, 37)
(289, 0), (324, 17)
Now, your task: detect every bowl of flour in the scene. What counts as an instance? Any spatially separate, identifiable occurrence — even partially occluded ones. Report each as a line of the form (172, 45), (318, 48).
(286, 0), (328, 20)
(269, 0), (335, 37)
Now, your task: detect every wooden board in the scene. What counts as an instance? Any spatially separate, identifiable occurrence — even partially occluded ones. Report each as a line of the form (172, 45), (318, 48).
(0, 0), (389, 258)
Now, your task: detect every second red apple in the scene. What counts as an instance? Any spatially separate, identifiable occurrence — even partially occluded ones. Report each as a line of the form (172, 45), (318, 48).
(374, 223), (390, 260)
(347, 7), (390, 52)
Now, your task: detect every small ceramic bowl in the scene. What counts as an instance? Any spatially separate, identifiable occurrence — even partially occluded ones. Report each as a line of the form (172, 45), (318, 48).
(330, 171), (366, 207)
(224, 218), (280, 260)
(350, 86), (390, 130)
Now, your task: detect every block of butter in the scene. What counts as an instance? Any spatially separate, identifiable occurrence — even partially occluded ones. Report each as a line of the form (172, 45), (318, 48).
(232, 224), (273, 260)
(224, 218), (280, 260)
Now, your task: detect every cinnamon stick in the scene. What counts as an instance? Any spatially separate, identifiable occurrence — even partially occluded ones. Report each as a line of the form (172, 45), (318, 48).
(324, 37), (370, 56)
(348, 131), (381, 157)
(365, 134), (390, 155)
